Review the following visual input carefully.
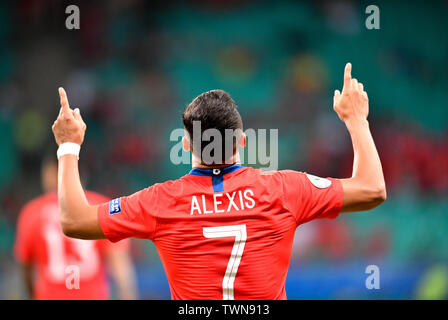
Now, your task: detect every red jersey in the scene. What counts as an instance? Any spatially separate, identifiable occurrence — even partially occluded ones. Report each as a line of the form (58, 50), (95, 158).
(98, 165), (343, 300)
(14, 191), (128, 300)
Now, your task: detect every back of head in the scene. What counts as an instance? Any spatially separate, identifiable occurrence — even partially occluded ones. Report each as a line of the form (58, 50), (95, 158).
(182, 90), (243, 165)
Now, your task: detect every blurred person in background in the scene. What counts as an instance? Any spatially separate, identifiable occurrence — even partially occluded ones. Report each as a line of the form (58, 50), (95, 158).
(14, 152), (138, 300)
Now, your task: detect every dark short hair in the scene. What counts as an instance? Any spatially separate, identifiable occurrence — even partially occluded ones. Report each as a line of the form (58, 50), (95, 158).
(182, 90), (243, 164)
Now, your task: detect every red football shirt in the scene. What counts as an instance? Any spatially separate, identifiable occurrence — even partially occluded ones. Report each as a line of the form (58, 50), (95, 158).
(98, 165), (343, 300)
(14, 191), (128, 300)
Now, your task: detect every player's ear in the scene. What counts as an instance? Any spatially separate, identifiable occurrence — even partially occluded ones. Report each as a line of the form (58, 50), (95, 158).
(238, 132), (246, 148)
(182, 135), (191, 152)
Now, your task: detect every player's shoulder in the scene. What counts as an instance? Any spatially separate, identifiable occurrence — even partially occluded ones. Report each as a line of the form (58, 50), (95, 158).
(255, 168), (306, 181)
(261, 169), (334, 184)
(126, 177), (186, 200)
(258, 168), (302, 175)
(270, 170), (338, 190)
(254, 169), (326, 192)
(150, 175), (192, 193)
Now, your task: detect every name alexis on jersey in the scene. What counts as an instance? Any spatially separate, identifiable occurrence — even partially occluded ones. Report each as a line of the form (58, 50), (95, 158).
(190, 189), (255, 215)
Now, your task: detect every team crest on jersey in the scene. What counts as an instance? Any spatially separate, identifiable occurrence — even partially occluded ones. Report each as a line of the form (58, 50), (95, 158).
(109, 198), (122, 215)
(306, 174), (332, 189)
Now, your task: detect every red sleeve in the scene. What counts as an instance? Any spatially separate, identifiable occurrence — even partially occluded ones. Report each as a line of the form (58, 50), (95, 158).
(14, 203), (37, 264)
(280, 170), (344, 226)
(97, 185), (159, 243)
(85, 191), (131, 252)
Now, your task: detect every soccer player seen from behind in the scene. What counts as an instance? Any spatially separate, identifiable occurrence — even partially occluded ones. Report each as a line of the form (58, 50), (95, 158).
(14, 155), (138, 299)
(51, 63), (386, 299)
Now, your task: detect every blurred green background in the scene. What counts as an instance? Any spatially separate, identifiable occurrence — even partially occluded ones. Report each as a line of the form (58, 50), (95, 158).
(0, 0), (447, 299)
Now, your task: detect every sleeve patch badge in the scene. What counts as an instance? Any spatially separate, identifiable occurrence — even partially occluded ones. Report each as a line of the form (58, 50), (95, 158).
(306, 174), (332, 189)
(109, 198), (122, 215)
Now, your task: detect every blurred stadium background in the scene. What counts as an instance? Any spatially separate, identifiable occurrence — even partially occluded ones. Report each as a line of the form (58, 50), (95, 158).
(0, 0), (447, 299)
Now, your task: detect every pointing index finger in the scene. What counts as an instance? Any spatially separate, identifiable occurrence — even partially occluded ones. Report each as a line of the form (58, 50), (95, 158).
(58, 87), (71, 114)
(344, 62), (352, 88)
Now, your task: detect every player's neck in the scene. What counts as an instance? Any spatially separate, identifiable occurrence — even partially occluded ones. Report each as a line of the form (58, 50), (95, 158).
(191, 153), (241, 169)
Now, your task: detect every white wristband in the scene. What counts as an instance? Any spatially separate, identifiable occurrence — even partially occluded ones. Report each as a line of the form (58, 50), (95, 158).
(57, 142), (81, 160)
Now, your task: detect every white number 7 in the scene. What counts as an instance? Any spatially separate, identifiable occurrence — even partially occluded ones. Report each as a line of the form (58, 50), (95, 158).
(203, 224), (247, 300)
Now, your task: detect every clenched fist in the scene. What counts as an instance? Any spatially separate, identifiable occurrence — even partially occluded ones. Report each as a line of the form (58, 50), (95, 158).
(52, 87), (86, 146)
(333, 63), (369, 124)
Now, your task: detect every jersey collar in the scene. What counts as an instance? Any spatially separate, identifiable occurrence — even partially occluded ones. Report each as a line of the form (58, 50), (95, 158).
(189, 164), (244, 176)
